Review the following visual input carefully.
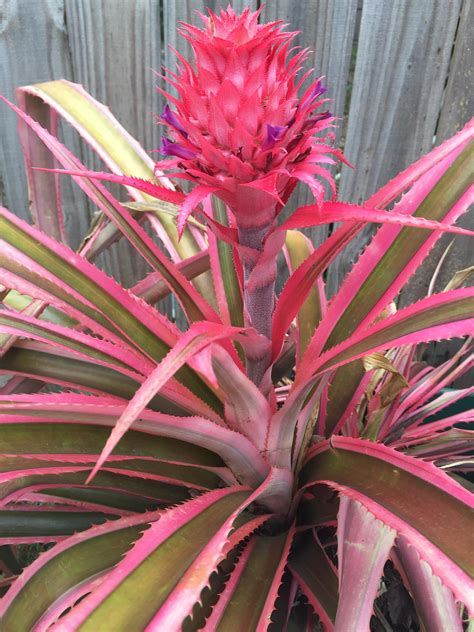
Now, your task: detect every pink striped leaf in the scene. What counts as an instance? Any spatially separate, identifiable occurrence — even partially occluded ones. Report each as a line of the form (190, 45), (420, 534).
(267, 288), (473, 467)
(16, 81), (171, 191)
(366, 117), (474, 209)
(305, 139), (474, 434)
(0, 208), (222, 409)
(0, 460), (192, 508)
(390, 339), (472, 421)
(298, 288), (474, 383)
(0, 341), (216, 418)
(203, 525), (295, 631)
(313, 181), (473, 364)
(0, 205), (179, 352)
(17, 492), (135, 517)
(38, 167), (185, 205)
(86, 321), (266, 485)
(15, 93), (68, 244)
(391, 387), (473, 438)
(2, 95), (217, 324)
(16, 80), (205, 262)
(288, 529), (338, 630)
(0, 309), (151, 378)
(0, 394), (270, 486)
(50, 471), (288, 631)
(0, 509), (164, 630)
(46, 487), (253, 630)
(395, 536), (463, 632)
(272, 223), (359, 360)
(279, 200), (474, 237)
(406, 350), (472, 412)
(335, 496), (396, 632)
(26, 454), (221, 490)
(400, 411), (474, 441)
(30, 572), (110, 632)
(0, 454), (220, 514)
(0, 242), (138, 349)
(1, 481), (188, 515)
(402, 429), (473, 460)
(300, 437), (474, 610)
(0, 409), (226, 471)
(273, 121), (473, 373)
(6, 486), (165, 517)
(10, 89), (190, 261)
(0, 296), (46, 360)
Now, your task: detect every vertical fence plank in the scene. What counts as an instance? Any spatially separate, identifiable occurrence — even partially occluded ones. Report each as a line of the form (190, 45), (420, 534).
(327, 0), (462, 295)
(64, 0), (162, 287)
(400, 0), (473, 306)
(262, 0), (358, 247)
(0, 0), (87, 240)
(437, 0), (473, 143)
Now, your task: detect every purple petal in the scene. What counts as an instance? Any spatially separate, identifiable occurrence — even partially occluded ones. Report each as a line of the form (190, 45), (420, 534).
(161, 104), (187, 137)
(302, 111), (332, 131)
(314, 110), (332, 121)
(263, 124), (288, 150)
(160, 137), (196, 160)
(302, 81), (327, 110)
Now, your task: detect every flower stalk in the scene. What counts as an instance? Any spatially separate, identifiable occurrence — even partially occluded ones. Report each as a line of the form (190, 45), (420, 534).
(238, 223), (276, 384)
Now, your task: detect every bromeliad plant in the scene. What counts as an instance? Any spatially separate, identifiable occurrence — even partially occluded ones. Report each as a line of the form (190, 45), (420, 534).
(0, 6), (472, 631)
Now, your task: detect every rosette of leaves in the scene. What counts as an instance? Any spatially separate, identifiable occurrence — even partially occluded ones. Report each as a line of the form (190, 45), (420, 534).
(0, 7), (472, 631)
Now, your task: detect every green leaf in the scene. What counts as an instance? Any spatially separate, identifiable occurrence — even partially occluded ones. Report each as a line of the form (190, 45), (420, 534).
(20, 80), (201, 260)
(0, 515), (154, 631)
(0, 422), (224, 468)
(289, 531), (338, 627)
(211, 197), (244, 328)
(0, 511), (115, 539)
(285, 230), (324, 359)
(301, 440), (472, 578)
(0, 347), (191, 416)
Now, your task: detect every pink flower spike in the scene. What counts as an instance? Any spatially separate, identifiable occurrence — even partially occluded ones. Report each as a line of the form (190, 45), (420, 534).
(156, 5), (340, 234)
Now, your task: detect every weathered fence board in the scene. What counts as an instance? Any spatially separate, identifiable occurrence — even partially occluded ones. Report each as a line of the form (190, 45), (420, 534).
(327, 0), (464, 294)
(437, 0), (474, 144)
(0, 0), (87, 241)
(400, 0), (474, 307)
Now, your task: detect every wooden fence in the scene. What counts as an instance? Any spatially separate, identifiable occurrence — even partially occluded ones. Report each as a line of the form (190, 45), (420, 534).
(1, 1), (472, 331)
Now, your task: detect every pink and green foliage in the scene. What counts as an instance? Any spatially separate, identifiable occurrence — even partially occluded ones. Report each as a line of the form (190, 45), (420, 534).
(0, 5), (472, 630)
